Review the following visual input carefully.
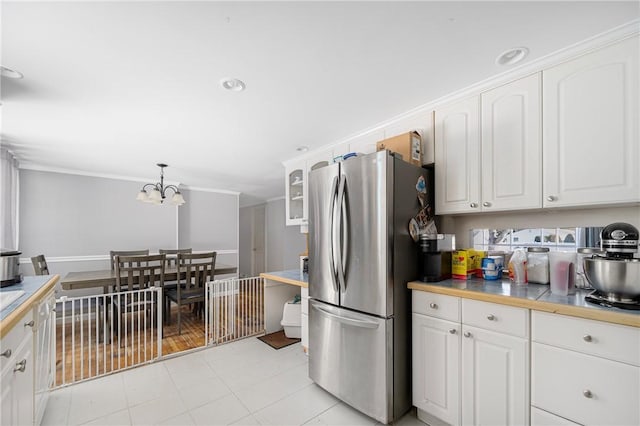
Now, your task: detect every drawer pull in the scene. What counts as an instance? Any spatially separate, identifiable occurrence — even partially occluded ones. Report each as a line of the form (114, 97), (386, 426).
(547, 195), (557, 202)
(583, 335), (592, 342)
(429, 303), (438, 309)
(482, 202), (491, 207)
(24, 320), (35, 328)
(470, 203), (478, 208)
(487, 314), (495, 321)
(449, 329), (457, 334)
(464, 331), (472, 338)
(583, 390), (593, 398)
(14, 359), (26, 373)
(1, 349), (11, 358)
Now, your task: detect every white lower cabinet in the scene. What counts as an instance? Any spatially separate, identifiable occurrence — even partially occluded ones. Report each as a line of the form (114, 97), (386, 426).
(412, 313), (460, 425)
(531, 311), (640, 426)
(531, 407), (580, 426)
(461, 325), (529, 426)
(412, 292), (530, 426)
(1, 310), (35, 426)
(301, 287), (309, 353)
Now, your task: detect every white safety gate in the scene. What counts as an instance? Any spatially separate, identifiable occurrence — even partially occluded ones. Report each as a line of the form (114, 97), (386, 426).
(54, 287), (162, 387)
(53, 277), (265, 387)
(205, 277), (265, 345)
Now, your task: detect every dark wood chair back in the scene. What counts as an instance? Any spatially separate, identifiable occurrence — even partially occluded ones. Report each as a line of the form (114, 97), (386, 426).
(114, 254), (165, 292)
(177, 252), (217, 298)
(31, 255), (49, 275)
(110, 250), (149, 270)
(159, 248), (192, 268)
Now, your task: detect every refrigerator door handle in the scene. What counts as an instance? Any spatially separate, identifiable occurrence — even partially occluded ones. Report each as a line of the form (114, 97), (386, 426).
(336, 174), (347, 292)
(328, 175), (340, 293)
(312, 304), (379, 329)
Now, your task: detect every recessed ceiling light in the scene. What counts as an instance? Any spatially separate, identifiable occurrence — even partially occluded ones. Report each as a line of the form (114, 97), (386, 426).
(1, 66), (23, 79)
(296, 146), (309, 152)
(221, 78), (246, 91)
(495, 47), (529, 66)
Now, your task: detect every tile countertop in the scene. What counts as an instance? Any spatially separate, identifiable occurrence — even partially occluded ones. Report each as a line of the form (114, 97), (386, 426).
(0, 274), (59, 338)
(260, 270), (308, 288)
(408, 278), (640, 328)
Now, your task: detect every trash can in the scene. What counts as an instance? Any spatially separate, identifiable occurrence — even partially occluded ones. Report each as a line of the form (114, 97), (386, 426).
(280, 298), (301, 338)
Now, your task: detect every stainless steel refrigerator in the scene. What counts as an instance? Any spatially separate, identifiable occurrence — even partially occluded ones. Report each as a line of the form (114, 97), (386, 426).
(308, 150), (431, 424)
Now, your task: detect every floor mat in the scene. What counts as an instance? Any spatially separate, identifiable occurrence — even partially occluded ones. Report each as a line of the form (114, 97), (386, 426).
(257, 330), (301, 350)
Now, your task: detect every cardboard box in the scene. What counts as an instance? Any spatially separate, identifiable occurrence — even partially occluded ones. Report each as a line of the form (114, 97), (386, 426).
(376, 131), (422, 166)
(452, 249), (486, 279)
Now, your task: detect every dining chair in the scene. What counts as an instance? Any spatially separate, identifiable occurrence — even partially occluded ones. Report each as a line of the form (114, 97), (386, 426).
(165, 251), (216, 335)
(159, 248), (192, 268)
(112, 254), (165, 338)
(31, 255), (50, 275)
(109, 249), (149, 270)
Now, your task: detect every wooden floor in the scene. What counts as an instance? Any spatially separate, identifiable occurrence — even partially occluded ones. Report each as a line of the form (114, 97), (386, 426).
(55, 299), (264, 386)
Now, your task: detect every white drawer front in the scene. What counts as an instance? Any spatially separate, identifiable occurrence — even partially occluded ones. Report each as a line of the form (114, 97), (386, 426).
(532, 311), (640, 366)
(0, 309), (34, 369)
(462, 299), (529, 338)
(412, 291), (460, 322)
(531, 407), (580, 426)
(532, 343), (640, 426)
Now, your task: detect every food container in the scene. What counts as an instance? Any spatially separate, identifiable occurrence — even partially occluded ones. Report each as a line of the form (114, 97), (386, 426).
(527, 247), (550, 284)
(481, 257), (500, 280)
(549, 251), (577, 296)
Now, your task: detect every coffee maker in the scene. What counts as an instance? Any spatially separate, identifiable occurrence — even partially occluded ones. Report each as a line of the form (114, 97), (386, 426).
(419, 234), (455, 282)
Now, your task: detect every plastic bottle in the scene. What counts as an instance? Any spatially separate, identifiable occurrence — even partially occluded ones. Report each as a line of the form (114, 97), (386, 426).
(508, 248), (528, 285)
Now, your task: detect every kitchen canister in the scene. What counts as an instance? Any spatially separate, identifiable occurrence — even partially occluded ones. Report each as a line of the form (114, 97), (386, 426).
(549, 251), (577, 295)
(526, 247), (550, 284)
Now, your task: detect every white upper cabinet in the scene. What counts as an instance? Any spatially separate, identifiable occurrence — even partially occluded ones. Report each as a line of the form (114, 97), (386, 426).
(543, 36), (640, 208)
(435, 96), (481, 214)
(285, 158), (307, 226)
(481, 73), (542, 211)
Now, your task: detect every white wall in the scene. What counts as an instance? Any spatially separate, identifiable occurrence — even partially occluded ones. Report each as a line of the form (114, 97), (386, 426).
(265, 198), (306, 272)
(18, 169), (239, 295)
(443, 205), (640, 248)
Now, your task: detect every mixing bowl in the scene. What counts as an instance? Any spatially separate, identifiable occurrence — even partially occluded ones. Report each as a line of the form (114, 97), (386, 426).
(583, 257), (640, 298)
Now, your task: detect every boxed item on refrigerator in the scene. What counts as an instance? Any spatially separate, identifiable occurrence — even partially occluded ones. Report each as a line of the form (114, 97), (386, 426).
(452, 249), (485, 279)
(376, 131), (422, 166)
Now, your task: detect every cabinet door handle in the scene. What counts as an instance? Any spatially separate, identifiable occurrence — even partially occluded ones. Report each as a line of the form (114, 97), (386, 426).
(1, 349), (11, 358)
(482, 202), (491, 207)
(546, 195), (557, 202)
(464, 331), (472, 338)
(429, 303), (438, 309)
(583, 335), (593, 342)
(24, 320), (35, 328)
(470, 203), (478, 208)
(14, 359), (26, 373)
(449, 329), (457, 334)
(583, 389), (593, 398)
(487, 314), (495, 321)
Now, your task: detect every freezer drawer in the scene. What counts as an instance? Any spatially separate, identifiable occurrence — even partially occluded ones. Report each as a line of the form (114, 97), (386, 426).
(308, 299), (392, 424)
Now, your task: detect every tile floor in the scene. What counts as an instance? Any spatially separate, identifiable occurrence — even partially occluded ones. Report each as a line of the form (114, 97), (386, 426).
(42, 337), (426, 426)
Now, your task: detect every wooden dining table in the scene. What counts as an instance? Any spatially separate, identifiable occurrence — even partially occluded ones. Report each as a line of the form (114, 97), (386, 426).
(60, 263), (238, 291)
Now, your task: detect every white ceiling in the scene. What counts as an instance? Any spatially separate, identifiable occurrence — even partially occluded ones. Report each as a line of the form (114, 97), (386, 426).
(2, 1), (638, 206)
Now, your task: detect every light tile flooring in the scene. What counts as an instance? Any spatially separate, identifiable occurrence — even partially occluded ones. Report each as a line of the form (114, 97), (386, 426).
(42, 337), (425, 426)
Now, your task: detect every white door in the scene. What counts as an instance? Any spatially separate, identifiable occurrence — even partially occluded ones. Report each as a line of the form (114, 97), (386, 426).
(412, 313), (460, 425)
(435, 96), (481, 214)
(461, 325), (529, 426)
(543, 36), (640, 207)
(481, 73), (542, 211)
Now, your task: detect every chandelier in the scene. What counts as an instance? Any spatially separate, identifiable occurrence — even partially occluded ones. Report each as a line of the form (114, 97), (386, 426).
(136, 163), (186, 206)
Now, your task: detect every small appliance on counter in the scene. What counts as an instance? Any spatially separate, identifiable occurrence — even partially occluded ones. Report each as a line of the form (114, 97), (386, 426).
(419, 234), (454, 282)
(583, 222), (640, 310)
(0, 249), (22, 287)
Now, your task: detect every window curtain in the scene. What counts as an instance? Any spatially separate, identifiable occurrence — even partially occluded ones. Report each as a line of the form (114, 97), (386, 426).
(0, 147), (19, 250)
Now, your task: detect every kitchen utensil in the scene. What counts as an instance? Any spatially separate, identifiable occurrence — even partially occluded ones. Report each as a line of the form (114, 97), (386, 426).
(583, 257), (640, 299)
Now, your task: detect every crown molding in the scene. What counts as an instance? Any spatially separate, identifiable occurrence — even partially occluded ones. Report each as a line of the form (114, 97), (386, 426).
(181, 186), (240, 196)
(284, 19), (640, 167)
